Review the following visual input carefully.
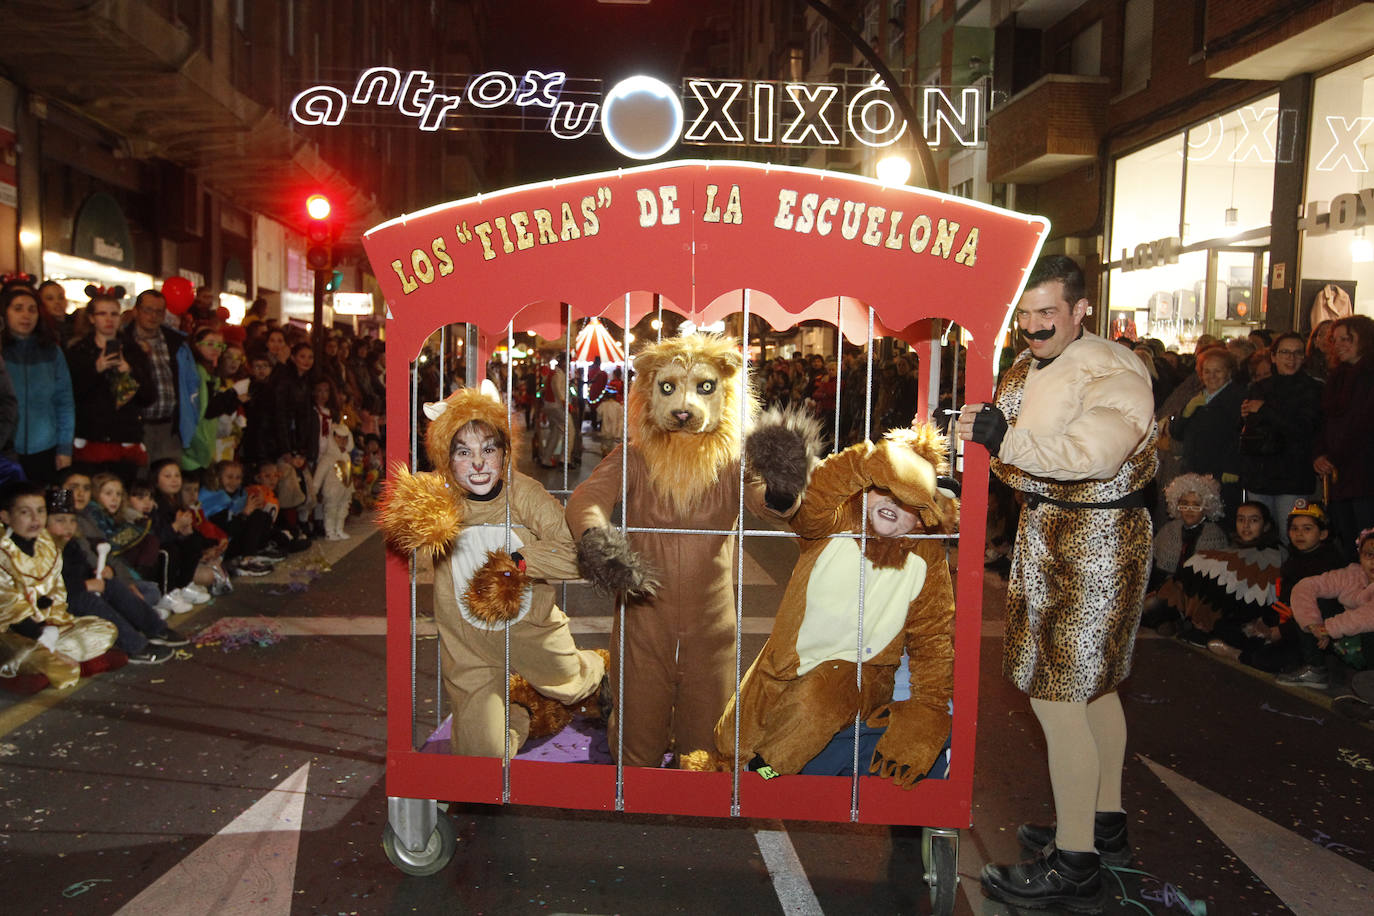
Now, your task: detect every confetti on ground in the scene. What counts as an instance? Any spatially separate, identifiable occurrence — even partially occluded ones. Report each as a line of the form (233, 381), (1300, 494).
(193, 618), (285, 652)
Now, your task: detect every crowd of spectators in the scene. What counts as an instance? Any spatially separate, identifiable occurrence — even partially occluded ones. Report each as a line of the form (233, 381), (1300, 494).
(496, 317), (1374, 708)
(0, 275), (386, 685)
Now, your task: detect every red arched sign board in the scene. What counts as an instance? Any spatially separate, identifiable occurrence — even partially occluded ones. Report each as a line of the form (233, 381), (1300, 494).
(364, 160), (1048, 826)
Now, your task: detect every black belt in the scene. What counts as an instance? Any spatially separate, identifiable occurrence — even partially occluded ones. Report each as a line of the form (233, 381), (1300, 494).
(1022, 489), (1147, 511)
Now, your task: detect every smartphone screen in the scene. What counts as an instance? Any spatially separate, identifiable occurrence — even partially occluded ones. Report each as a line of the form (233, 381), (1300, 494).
(104, 341), (120, 357)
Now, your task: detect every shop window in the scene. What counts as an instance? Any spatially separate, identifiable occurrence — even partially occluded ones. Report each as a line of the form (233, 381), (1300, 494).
(1109, 133), (1183, 262)
(1121, 0), (1153, 96)
(1182, 93), (1278, 248)
(1106, 250), (1209, 349)
(1301, 55), (1374, 329)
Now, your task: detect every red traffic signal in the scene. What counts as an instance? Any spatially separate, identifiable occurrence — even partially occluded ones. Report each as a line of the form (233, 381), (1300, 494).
(305, 193), (335, 271)
(306, 193), (332, 221)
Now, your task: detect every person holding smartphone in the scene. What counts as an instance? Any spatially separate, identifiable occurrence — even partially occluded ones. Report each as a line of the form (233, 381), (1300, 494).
(65, 292), (153, 481)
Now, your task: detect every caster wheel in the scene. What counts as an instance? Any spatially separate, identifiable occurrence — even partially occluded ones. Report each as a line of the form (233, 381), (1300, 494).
(382, 814), (456, 876)
(923, 830), (958, 915)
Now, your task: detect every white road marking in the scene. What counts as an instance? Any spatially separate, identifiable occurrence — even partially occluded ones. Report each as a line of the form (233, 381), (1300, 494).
(115, 763), (310, 916)
(755, 823), (824, 916)
(1143, 754), (1374, 915)
(204, 616), (776, 636)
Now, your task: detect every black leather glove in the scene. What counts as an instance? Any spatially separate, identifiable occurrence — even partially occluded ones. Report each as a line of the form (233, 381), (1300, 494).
(969, 404), (1008, 456)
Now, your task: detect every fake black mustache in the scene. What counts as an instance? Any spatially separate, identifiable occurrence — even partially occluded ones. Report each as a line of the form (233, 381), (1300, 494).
(1021, 326), (1056, 341)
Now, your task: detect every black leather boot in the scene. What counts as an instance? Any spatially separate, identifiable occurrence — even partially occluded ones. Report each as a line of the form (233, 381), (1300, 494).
(980, 846), (1106, 913)
(1017, 810), (1132, 866)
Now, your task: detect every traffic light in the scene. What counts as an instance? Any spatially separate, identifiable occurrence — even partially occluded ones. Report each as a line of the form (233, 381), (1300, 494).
(305, 193), (334, 271)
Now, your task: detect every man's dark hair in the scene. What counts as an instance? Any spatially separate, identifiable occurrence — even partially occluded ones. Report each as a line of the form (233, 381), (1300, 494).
(0, 480), (46, 513)
(134, 289), (166, 310)
(1026, 255), (1086, 306)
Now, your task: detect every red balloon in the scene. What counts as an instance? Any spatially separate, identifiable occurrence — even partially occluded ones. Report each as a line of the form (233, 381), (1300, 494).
(162, 276), (195, 315)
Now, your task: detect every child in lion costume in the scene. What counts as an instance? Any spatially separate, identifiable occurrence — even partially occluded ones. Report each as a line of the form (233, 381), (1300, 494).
(565, 334), (819, 767)
(378, 386), (607, 758)
(697, 424), (959, 787)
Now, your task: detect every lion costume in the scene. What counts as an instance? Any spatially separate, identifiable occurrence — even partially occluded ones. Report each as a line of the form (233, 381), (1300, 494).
(565, 334), (816, 767)
(706, 425), (958, 787)
(378, 387), (606, 758)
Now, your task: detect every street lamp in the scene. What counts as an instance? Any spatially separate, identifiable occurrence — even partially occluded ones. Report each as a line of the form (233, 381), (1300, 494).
(876, 154), (913, 186)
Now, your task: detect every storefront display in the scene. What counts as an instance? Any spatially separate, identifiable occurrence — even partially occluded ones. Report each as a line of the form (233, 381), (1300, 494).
(1298, 54), (1374, 332)
(1104, 94), (1277, 347)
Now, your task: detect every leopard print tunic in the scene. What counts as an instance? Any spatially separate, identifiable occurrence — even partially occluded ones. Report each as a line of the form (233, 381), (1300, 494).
(993, 347), (1157, 702)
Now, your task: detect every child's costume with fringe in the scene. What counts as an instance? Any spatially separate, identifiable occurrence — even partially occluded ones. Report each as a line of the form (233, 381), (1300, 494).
(378, 389), (604, 757)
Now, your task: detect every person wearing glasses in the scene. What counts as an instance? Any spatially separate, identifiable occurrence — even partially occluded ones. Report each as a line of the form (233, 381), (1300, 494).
(1239, 332), (1324, 528)
(181, 328), (244, 474)
(121, 290), (197, 467)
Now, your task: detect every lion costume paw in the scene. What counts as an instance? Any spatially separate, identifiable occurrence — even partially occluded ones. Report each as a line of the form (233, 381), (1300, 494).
(508, 674), (575, 738)
(376, 465), (462, 556)
(745, 405), (824, 511)
(576, 526), (660, 599)
(463, 550), (531, 627)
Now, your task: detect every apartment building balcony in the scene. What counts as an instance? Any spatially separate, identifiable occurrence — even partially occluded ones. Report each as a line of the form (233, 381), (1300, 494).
(0, 0), (382, 238)
(986, 75), (1109, 184)
(1208, 0), (1374, 80)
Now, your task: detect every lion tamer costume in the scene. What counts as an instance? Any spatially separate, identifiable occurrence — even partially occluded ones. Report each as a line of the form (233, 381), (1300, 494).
(565, 334), (815, 767)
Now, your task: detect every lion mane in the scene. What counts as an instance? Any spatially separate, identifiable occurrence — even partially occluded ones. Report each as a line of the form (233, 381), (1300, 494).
(629, 334), (756, 516)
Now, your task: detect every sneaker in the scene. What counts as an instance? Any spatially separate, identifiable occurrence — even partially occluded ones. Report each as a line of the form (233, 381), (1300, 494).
(1276, 665), (1329, 689)
(258, 544), (287, 560)
(171, 586), (211, 606)
(1333, 694), (1374, 723)
(232, 559), (272, 577)
(148, 628), (189, 648)
(127, 644), (174, 664)
(242, 553), (282, 566)
(158, 593), (194, 615)
(1207, 639), (1242, 660)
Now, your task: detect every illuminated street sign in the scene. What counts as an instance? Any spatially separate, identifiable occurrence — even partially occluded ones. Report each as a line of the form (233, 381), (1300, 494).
(289, 69), (985, 159)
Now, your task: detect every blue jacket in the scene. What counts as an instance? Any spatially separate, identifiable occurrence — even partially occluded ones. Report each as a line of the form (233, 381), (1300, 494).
(3, 334), (75, 457)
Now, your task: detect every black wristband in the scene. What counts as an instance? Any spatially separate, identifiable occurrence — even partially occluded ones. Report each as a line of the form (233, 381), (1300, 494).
(970, 405), (1008, 455)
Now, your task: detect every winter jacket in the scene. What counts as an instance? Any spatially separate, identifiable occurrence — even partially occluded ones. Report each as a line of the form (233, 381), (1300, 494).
(3, 334), (75, 457)
(268, 363), (318, 463)
(65, 336), (154, 445)
(1291, 563), (1374, 638)
(182, 364), (242, 471)
(1171, 380), (1244, 482)
(1313, 357), (1374, 500)
(1239, 370), (1323, 496)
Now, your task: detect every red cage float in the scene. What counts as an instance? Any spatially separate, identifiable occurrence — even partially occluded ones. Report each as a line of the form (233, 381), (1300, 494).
(362, 160), (1048, 896)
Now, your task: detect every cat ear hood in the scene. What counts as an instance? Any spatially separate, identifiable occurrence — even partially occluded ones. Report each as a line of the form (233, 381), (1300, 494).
(424, 385), (514, 489)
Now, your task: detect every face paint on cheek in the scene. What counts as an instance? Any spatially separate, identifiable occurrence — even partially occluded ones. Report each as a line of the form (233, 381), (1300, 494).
(1021, 326), (1056, 342)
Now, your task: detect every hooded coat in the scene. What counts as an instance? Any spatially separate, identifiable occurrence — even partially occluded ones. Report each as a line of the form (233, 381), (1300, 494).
(714, 430), (957, 786)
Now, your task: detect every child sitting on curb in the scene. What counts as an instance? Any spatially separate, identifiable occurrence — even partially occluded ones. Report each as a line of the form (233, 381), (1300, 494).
(0, 481), (117, 690)
(1280, 527), (1374, 691)
(46, 487), (188, 665)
